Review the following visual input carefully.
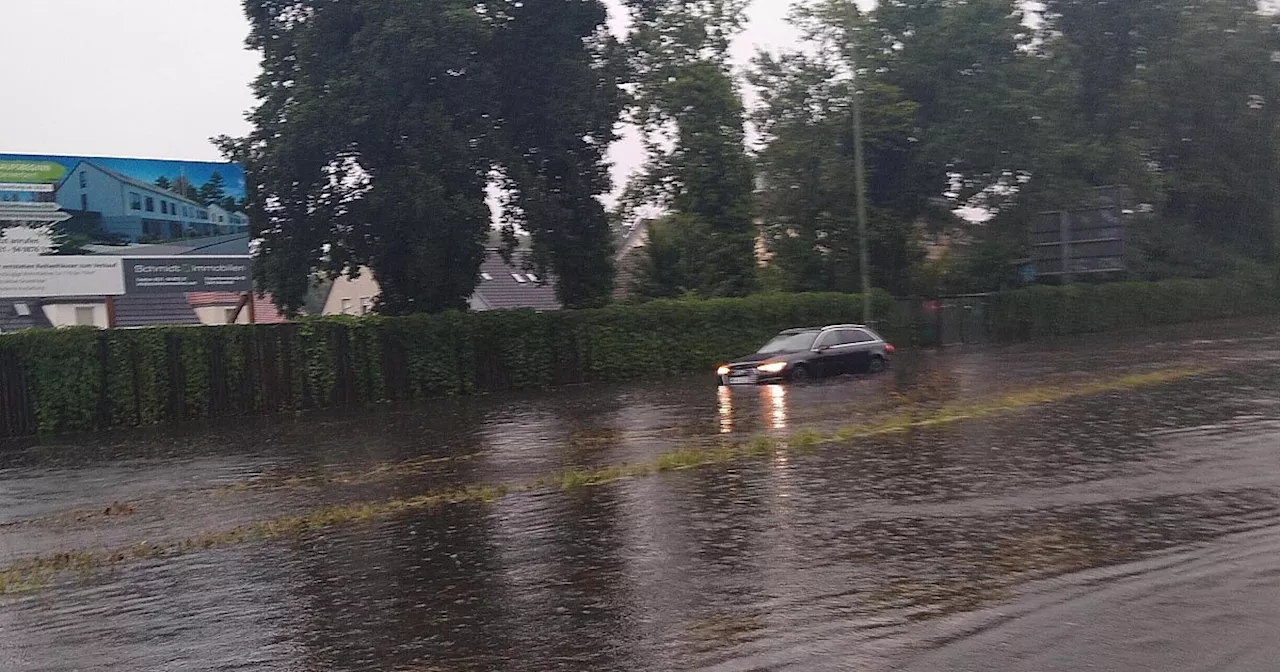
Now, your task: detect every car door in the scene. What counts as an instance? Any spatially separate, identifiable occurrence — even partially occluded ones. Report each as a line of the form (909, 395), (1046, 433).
(843, 329), (875, 373)
(810, 330), (844, 378)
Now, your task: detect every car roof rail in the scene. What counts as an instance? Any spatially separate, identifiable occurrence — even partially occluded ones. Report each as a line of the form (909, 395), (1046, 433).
(823, 323), (866, 330)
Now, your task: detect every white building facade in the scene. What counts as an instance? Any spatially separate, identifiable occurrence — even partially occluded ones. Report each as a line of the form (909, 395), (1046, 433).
(55, 161), (212, 241)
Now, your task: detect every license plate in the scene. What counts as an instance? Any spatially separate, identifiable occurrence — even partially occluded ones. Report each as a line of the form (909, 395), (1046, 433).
(728, 375), (753, 385)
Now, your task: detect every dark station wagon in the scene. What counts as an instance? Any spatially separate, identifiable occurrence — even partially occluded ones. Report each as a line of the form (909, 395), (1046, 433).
(717, 324), (895, 385)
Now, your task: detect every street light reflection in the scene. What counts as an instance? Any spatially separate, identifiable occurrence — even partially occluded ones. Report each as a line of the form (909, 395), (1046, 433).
(763, 384), (789, 430)
(717, 385), (734, 434)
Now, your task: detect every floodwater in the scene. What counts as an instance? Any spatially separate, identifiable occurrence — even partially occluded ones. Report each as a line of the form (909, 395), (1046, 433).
(2, 317), (1280, 671)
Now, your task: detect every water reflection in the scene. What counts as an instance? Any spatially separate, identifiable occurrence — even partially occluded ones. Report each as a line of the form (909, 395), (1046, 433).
(717, 385), (734, 434)
(763, 385), (789, 430)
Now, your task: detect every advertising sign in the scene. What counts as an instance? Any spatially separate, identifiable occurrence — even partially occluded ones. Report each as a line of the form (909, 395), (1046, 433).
(123, 257), (252, 293)
(1030, 187), (1129, 278)
(0, 153), (249, 246)
(0, 257), (124, 299)
(0, 160), (66, 184)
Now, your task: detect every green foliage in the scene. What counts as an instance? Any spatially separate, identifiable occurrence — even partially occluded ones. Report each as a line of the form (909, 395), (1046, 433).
(2, 277), (1275, 437)
(0, 292), (889, 436)
(224, 1), (622, 316)
(623, 0), (759, 298)
(987, 274), (1279, 341)
(493, 0), (622, 309)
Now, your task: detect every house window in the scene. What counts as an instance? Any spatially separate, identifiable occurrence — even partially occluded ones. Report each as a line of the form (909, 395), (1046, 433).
(360, 297), (373, 315)
(341, 298), (353, 315)
(13, 303), (31, 317)
(481, 272), (493, 281)
(145, 197), (154, 212)
(130, 192), (141, 211)
(79, 171), (86, 189)
(74, 307), (95, 327)
(80, 194), (88, 211)
(526, 273), (540, 283)
(511, 273), (527, 284)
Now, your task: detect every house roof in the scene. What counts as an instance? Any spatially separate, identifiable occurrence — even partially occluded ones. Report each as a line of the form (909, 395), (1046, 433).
(0, 299), (52, 333)
(112, 294), (201, 328)
(64, 160), (203, 208)
(186, 291), (288, 324)
(472, 251), (561, 312)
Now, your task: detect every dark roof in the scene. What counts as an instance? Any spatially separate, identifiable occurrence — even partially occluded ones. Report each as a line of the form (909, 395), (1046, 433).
(0, 299), (52, 333)
(472, 251), (562, 312)
(112, 294), (201, 328)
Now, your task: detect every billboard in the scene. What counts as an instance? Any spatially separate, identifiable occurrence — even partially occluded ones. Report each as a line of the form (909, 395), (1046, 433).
(124, 257), (252, 293)
(0, 153), (248, 245)
(0, 226), (125, 298)
(1029, 187), (1128, 278)
(0, 153), (253, 301)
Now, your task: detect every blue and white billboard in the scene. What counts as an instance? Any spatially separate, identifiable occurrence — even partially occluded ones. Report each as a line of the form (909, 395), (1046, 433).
(0, 153), (249, 244)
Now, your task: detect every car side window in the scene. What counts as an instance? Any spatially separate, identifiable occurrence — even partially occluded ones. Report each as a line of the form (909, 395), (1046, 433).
(814, 331), (839, 349)
(830, 330), (856, 346)
(846, 329), (874, 344)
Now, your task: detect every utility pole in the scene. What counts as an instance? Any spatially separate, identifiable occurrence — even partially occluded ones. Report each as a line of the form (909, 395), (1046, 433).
(851, 46), (872, 324)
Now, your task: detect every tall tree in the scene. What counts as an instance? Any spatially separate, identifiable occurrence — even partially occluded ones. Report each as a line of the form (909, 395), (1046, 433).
(1040, 0), (1280, 263)
(227, 0), (499, 315)
(750, 1), (924, 295)
(198, 172), (228, 208)
(226, 0), (624, 314)
(866, 0), (1044, 215)
(624, 0), (759, 297)
(154, 176), (172, 191)
(492, 0), (622, 308)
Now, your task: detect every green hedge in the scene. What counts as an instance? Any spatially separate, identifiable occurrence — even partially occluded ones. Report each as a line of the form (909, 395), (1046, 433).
(0, 277), (1274, 436)
(0, 291), (892, 436)
(987, 274), (1279, 341)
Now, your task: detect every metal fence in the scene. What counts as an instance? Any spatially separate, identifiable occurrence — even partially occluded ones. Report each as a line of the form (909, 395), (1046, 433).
(890, 294), (992, 347)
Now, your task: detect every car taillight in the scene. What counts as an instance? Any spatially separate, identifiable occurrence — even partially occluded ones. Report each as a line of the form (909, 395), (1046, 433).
(885, 344), (896, 354)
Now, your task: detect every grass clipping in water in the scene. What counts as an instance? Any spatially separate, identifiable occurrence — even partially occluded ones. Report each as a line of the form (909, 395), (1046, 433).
(0, 366), (1208, 596)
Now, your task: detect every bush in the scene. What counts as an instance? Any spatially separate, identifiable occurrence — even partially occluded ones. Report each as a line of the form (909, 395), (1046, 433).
(0, 291), (891, 436)
(1, 278), (1274, 436)
(987, 275), (1279, 342)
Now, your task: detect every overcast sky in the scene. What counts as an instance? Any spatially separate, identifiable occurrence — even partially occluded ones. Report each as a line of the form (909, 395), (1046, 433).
(0, 1), (803, 195)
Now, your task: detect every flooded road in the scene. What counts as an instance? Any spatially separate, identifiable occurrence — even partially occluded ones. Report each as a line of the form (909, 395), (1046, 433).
(2, 317), (1280, 671)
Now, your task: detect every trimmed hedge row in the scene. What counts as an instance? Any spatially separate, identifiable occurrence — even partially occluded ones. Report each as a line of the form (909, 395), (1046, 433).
(0, 277), (1275, 437)
(0, 291), (893, 436)
(987, 275), (1279, 341)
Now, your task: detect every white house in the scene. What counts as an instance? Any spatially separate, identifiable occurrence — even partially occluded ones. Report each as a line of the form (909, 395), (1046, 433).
(54, 161), (211, 241)
(207, 204), (250, 235)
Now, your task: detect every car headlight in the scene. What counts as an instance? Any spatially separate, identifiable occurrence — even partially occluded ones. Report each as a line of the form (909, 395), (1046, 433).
(716, 366), (731, 376)
(757, 362), (788, 374)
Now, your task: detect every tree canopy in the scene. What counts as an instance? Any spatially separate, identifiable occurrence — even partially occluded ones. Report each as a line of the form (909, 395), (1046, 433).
(226, 0), (1280, 312)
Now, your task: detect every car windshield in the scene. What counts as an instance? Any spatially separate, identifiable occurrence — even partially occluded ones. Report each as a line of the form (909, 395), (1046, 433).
(757, 331), (818, 354)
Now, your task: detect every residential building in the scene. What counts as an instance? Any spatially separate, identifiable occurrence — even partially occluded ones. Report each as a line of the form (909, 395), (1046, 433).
(312, 250), (562, 316)
(54, 160), (212, 241)
(0, 299), (53, 333)
(187, 291), (287, 325)
(207, 204), (250, 235)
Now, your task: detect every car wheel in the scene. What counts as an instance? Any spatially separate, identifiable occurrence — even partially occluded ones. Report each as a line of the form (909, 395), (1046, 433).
(789, 365), (810, 383)
(868, 356), (887, 374)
